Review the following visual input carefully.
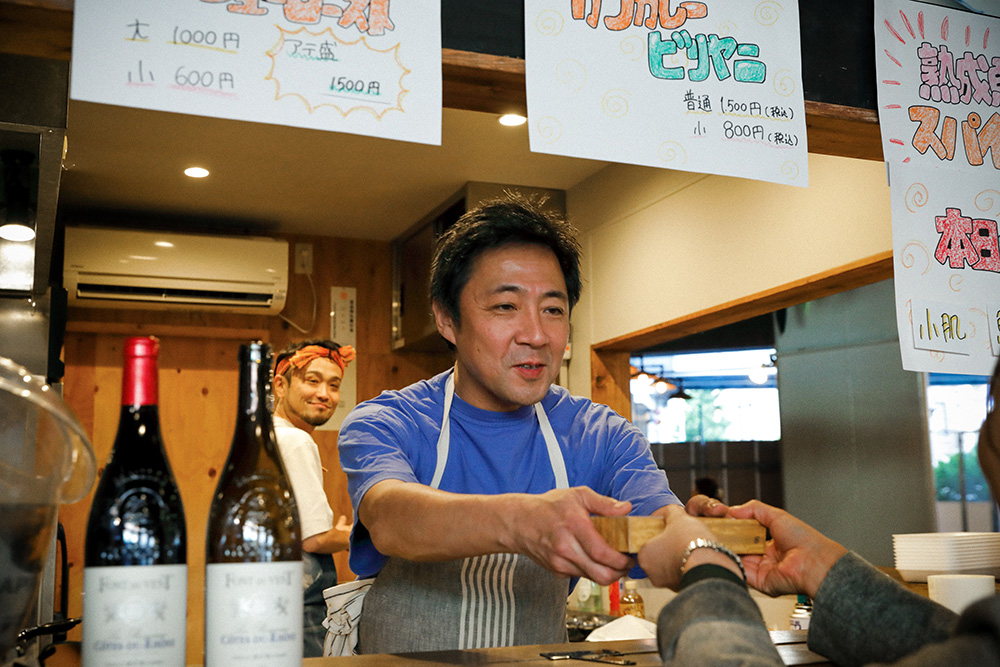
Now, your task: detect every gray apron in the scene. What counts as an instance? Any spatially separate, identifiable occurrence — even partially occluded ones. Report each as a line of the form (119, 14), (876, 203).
(302, 551), (338, 657)
(358, 372), (571, 654)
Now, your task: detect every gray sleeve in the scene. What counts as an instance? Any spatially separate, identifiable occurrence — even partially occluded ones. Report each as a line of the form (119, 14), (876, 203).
(656, 578), (783, 666)
(808, 552), (959, 666)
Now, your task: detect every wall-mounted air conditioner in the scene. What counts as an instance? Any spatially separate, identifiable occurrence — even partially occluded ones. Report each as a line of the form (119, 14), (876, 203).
(63, 227), (288, 314)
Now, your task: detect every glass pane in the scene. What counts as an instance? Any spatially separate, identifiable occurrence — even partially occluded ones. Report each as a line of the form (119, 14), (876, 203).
(630, 349), (780, 444)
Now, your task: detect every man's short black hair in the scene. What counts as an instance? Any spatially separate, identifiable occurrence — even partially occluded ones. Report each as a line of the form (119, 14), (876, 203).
(274, 339), (342, 380)
(429, 194), (582, 326)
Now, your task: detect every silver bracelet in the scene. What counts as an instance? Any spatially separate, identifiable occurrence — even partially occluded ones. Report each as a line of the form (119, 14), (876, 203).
(680, 537), (745, 580)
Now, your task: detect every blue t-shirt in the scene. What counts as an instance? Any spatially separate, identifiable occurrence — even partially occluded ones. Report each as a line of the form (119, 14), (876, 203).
(338, 370), (681, 578)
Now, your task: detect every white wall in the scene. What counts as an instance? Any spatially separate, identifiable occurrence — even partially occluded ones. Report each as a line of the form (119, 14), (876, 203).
(565, 153), (892, 397)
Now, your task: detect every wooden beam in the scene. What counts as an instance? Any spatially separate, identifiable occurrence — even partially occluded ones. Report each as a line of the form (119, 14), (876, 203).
(590, 347), (631, 420)
(594, 251), (894, 353)
(442, 48), (527, 116)
(66, 321), (270, 340)
(803, 101), (883, 162)
(1, 2), (885, 162)
(0, 2), (72, 60)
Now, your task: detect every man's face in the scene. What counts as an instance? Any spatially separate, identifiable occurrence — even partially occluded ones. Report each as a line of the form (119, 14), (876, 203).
(275, 356), (342, 429)
(434, 243), (570, 412)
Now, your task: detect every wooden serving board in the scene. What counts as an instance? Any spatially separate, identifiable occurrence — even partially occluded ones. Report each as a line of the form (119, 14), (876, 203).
(591, 515), (767, 555)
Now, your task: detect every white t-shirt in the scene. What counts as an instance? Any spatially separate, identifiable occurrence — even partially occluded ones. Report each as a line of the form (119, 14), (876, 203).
(273, 415), (335, 541)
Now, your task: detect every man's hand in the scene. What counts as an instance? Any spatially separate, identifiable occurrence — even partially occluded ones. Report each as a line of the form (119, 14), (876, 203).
(727, 500), (847, 599)
(361, 480), (632, 584)
(508, 487), (633, 585)
(303, 517), (353, 554)
(335, 514), (353, 533)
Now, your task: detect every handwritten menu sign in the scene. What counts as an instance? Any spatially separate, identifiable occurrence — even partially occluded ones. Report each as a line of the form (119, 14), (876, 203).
(889, 162), (1000, 376)
(875, 0), (999, 375)
(524, 0), (808, 187)
(70, 0), (441, 145)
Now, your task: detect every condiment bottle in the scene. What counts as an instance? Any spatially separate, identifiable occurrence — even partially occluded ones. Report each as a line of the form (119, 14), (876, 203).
(619, 579), (645, 619)
(789, 594), (813, 630)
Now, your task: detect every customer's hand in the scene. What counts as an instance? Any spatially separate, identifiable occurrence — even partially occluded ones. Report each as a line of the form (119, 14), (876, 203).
(684, 493), (729, 518)
(727, 500), (847, 599)
(638, 505), (741, 590)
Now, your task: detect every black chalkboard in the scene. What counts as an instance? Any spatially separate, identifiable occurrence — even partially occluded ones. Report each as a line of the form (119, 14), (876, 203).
(442, 0), (526, 58)
(798, 0), (878, 110)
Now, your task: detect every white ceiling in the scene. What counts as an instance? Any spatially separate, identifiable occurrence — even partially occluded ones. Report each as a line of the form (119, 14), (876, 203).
(58, 100), (610, 241)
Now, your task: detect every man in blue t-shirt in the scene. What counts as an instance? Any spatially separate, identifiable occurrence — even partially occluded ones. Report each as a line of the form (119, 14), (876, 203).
(338, 195), (713, 654)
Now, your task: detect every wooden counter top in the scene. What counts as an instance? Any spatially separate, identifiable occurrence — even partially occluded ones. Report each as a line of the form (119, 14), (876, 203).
(299, 635), (830, 666)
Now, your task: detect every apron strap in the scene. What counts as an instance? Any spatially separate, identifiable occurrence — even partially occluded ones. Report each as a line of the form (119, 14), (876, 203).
(431, 369), (568, 491)
(430, 372), (456, 490)
(534, 403), (568, 489)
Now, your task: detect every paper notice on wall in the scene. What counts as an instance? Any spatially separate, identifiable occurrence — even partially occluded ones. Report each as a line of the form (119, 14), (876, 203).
(317, 286), (357, 431)
(524, 0), (808, 187)
(70, 0), (441, 145)
(875, 0), (999, 376)
(890, 161), (999, 376)
(874, 0), (999, 170)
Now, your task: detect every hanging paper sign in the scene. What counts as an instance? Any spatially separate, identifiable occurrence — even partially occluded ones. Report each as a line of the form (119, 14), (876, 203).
(875, 0), (999, 171)
(524, 0), (808, 187)
(70, 0), (441, 145)
(890, 161), (999, 375)
(876, 0), (999, 375)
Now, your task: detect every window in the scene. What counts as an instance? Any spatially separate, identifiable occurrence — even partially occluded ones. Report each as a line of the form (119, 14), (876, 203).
(927, 373), (992, 531)
(630, 348), (782, 506)
(630, 349), (780, 444)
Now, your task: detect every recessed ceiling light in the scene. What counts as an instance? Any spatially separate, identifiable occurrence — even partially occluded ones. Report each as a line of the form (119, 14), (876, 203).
(155, 241), (175, 248)
(498, 114), (527, 127)
(0, 223), (35, 242)
(184, 167), (210, 178)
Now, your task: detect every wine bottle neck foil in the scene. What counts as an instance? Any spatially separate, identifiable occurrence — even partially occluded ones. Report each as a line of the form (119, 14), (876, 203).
(122, 335), (159, 407)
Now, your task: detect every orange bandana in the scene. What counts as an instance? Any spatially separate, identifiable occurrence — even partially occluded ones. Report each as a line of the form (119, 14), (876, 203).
(275, 344), (355, 377)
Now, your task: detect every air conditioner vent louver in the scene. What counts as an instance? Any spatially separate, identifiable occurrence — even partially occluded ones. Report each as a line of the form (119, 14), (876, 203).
(64, 227), (288, 314)
(75, 282), (276, 307)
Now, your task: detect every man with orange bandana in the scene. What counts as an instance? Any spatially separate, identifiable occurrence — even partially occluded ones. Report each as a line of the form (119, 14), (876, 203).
(273, 339), (356, 657)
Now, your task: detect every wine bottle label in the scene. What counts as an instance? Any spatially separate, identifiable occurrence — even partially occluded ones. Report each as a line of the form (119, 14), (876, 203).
(82, 564), (187, 667)
(204, 561), (303, 666)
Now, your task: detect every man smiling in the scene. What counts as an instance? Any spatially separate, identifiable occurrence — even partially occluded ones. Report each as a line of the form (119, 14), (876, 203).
(338, 196), (684, 654)
(272, 340), (355, 657)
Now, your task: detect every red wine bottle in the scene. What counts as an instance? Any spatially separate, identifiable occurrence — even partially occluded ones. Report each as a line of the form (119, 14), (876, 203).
(204, 341), (302, 667)
(83, 336), (187, 666)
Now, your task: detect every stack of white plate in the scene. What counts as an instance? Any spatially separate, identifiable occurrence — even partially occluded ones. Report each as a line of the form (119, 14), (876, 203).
(893, 532), (1000, 582)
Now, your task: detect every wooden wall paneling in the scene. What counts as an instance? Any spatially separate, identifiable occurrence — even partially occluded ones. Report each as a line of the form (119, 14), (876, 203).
(155, 336), (242, 662)
(57, 232), (453, 663)
(268, 235), (453, 578)
(59, 334), (244, 663)
(312, 430), (351, 581)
